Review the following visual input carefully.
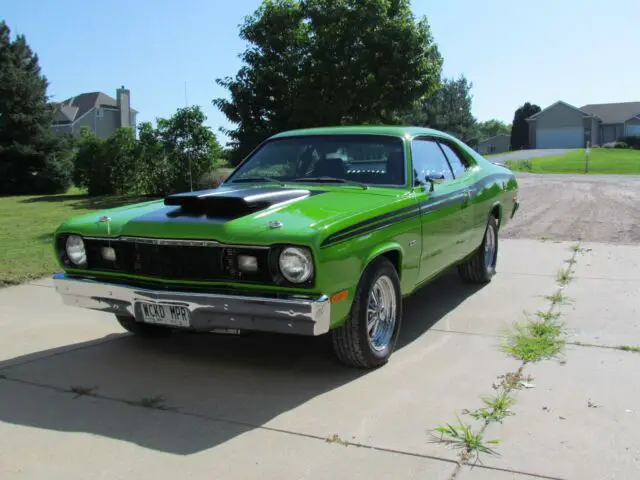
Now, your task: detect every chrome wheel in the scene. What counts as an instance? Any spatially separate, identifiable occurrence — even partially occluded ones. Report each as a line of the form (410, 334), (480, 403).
(366, 275), (397, 352)
(484, 223), (497, 268)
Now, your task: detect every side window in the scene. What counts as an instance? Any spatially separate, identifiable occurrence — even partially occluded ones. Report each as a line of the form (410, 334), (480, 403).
(438, 142), (468, 178)
(411, 139), (454, 186)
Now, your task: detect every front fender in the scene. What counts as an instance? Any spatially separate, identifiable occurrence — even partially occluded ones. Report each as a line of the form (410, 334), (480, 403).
(363, 242), (405, 279)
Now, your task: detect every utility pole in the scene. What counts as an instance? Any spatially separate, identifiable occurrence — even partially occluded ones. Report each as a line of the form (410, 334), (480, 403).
(584, 141), (590, 174)
(185, 80), (193, 191)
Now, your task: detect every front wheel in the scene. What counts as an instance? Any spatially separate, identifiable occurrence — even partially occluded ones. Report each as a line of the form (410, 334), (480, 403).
(458, 215), (499, 283)
(331, 257), (402, 369)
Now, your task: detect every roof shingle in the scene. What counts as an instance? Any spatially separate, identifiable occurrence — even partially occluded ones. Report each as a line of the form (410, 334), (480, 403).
(579, 102), (640, 124)
(51, 91), (137, 124)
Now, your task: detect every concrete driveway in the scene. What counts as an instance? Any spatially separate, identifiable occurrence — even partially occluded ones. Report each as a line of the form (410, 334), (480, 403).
(489, 148), (573, 165)
(1, 175), (639, 479)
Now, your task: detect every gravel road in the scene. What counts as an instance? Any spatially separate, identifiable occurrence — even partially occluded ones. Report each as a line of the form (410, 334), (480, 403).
(502, 173), (640, 244)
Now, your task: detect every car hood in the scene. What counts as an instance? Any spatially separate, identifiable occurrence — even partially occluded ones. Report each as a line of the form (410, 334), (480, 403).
(57, 184), (413, 247)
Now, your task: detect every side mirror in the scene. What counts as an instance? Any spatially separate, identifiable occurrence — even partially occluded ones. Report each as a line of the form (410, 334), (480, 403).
(425, 172), (446, 191)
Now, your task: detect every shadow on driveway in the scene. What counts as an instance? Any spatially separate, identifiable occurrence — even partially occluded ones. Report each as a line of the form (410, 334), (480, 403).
(0, 269), (484, 455)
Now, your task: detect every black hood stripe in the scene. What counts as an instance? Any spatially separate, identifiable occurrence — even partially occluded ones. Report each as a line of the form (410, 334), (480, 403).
(130, 186), (327, 225)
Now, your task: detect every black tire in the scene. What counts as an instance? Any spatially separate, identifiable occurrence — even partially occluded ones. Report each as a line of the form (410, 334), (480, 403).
(331, 256), (402, 369)
(115, 314), (174, 338)
(458, 214), (499, 284)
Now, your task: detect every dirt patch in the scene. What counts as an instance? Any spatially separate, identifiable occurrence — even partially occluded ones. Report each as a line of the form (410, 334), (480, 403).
(502, 173), (640, 244)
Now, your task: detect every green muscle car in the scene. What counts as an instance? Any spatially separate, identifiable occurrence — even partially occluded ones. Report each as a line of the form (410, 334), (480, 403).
(52, 126), (519, 369)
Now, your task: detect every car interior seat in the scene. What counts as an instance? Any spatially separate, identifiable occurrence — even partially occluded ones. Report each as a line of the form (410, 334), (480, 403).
(311, 156), (346, 178)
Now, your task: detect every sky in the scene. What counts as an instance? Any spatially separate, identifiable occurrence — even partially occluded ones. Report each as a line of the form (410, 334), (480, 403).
(3, 0), (639, 145)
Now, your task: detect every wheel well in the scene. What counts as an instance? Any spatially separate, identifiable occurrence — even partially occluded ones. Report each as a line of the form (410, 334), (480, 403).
(379, 250), (401, 279)
(491, 204), (502, 228)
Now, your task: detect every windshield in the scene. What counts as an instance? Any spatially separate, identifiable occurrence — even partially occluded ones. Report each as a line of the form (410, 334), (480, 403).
(228, 135), (406, 186)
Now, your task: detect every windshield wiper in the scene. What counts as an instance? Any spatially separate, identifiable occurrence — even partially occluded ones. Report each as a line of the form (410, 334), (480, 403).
(232, 176), (285, 186)
(292, 177), (368, 190)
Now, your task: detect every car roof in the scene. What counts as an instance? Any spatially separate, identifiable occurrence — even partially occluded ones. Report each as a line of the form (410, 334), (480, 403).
(269, 125), (454, 140)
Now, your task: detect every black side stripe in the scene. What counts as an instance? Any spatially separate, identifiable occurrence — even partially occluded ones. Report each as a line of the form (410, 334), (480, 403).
(322, 209), (422, 247)
(321, 203), (420, 246)
(320, 172), (515, 248)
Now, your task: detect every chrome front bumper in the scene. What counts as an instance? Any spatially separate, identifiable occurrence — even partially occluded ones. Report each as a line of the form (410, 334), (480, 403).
(52, 273), (331, 336)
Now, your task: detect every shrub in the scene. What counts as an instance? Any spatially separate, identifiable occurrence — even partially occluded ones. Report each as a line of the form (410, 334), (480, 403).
(619, 136), (640, 149)
(614, 141), (628, 149)
(34, 152), (74, 194)
(197, 168), (234, 190)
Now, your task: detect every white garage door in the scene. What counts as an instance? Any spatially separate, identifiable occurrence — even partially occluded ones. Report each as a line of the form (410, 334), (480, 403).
(537, 127), (584, 148)
(626, 124), (640, 137)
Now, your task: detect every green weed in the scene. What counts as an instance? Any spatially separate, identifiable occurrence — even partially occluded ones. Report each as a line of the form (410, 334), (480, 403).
(503, 319), (565, 362)
(431, 419), (501, 464)
(556, 267), (573, 285)
(618, 345), (640, 353)
(462, 390), (515, 425)
(67, 385), (98, 399)
(128, 395), (169, 409)
(326, 434), (349, 446)
(544, 290), (571, 307)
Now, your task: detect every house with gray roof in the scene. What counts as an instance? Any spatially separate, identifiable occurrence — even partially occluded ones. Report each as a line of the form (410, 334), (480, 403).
(50, 86), (137, 139)
(476, 134), (510, 155)
(525, 100), (640, 149)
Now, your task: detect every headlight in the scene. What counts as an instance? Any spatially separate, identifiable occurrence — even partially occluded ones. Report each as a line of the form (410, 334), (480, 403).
(65, 235), (87, 267)
(278, 247), (313, 283)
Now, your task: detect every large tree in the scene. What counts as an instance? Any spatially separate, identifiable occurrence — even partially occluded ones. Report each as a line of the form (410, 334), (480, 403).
(213, 0), (443, 163)
(510, 102), (540, 150)
(0, 21), (72, 194)
(398, 75), (477, 142)
(155, 106), (221, 193)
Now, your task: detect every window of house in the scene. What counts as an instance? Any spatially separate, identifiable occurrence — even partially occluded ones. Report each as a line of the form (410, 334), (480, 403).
(96, 108), (104, 118)
(410, 138), (454, 186)
(438, 142), (468, 178)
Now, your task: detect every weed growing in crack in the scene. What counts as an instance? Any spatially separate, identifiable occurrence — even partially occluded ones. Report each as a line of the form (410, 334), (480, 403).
(534, 310), (561, 322)
(493, 371), (534, 391)
(572, 342), (640, 354)
(571, 244), (584, 254)
(67, 385), (98, 399)
(618, 345), (640, 353)
(556, 267), (573, 286)
(128, 395), (170, 410)
(326, 434), (349, 446)
(430, 419), (500, 464)
(502, 318), (565, 362)
(544, 290), (571, 307)
(462, 390), (515, 425)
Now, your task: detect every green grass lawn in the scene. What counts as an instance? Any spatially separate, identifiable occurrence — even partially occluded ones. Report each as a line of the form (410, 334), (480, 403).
(505, 148), (640, 174)
(0, 190), (154, 287)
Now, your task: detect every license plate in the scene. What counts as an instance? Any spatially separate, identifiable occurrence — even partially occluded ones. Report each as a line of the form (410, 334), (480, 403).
(138, 302), (190, 327)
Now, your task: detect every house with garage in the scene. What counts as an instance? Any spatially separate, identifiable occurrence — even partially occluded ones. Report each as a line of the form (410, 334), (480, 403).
(476, 134), (510, 155)
(526, 100), (640, 148)
(50, 86), (137, 139)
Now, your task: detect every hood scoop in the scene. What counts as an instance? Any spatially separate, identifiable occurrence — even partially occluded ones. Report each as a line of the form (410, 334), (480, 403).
(164, 186), (313, 216)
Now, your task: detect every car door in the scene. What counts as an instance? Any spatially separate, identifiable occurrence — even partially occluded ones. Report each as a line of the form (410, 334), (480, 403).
(436, 140), (477, 258)
(410, 137), (471, 283)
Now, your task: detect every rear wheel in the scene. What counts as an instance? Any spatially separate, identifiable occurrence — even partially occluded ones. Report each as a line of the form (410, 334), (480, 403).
(115, 314), (174, 338)
(458, 215), (499, 283)
(331, 257), (402, 369)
